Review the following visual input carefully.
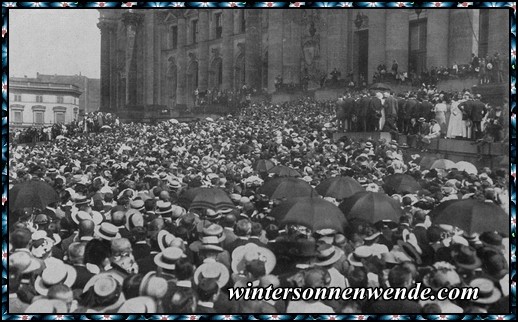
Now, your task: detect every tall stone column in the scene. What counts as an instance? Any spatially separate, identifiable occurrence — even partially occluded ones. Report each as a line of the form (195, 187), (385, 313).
(245, 10), (262, 89)
(282, 11), (301, 85)
(97, 20), (114, 112)
(385, 10), (409, 73)
(367, 10), (386, 83)
(267, 10), (283, 92)
(449, 9), (479, 66)
(143, 12), (156, 105)
(222, 9), (234, 90)
(108, 25), (117, 111)
(427, 10), (449, 68)
(122, 11), (144, 107)
(198, 10), (210, 92)
(176, 15), (187, 106)
(488, 10), (509, 58)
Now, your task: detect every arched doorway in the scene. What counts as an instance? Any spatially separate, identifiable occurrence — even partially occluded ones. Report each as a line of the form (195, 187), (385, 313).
(209, 57), (223, 90)
(164, 57), (177, 108)
(234, 53), (245, 90)
(186, 60), (199, 107)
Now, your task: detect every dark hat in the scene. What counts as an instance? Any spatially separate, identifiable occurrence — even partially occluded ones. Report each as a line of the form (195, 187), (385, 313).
(479, 231), (503, 248)
(480, 248), (508, 281)
(452, 245), (482, 270)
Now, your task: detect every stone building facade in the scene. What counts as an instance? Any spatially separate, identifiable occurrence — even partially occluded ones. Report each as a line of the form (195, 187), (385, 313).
(97, 8), (509, 113)
(9, 77), (82, 128)
(34, 73), (100, 115)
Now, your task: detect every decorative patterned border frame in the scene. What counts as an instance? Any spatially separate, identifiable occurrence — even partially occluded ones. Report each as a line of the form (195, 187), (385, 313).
(1, 1), (516, 320)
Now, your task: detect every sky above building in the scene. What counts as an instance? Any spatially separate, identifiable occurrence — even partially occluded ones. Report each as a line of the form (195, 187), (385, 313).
(10, 9), (100, 79)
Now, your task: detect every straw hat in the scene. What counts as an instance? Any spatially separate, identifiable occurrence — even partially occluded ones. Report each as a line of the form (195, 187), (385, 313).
(94, 222), (121, 241)
(347, 246), (373, 267)
(231, 243), (276, 275)
(469, 278), (502, 304)
(154, 246), (186, 270)
(194, 261), (230, 288)
(315, 244), (344, 267)
(34, 263), (77, 296)
(117, 296), (157, 313)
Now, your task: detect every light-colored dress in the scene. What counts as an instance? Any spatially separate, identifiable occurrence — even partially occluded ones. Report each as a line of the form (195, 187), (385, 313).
(434, 103), (448, 135)
(447, 101), (464, 138)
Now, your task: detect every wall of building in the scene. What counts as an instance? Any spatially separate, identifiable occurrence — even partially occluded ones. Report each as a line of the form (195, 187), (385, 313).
(98, 9), (509, 112)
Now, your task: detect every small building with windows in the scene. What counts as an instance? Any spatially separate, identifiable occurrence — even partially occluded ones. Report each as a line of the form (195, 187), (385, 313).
(9, 77), (82, 128)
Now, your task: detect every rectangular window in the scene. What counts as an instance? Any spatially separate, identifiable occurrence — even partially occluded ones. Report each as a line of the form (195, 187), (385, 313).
(14, 94), (21, 102)
(172, 25), (178, 49)
(55, 112), (65, 124)
(36, 95), (43, 103)
(192, 19), (198, 44)
(57, 96), (64, 104)
(34, 112), (44, 124)
(13, 111), (22, 123)
(215, 13), (222, 39)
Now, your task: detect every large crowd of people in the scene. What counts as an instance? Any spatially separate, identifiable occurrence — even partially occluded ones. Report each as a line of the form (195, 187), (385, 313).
(8, 94), (510, 314)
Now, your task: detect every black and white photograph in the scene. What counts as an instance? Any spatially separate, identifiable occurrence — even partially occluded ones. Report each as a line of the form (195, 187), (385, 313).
(6, 6), (512, 315)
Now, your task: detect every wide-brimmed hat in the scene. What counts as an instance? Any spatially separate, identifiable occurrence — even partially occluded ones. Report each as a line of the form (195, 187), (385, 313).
(422, 264), (461, 291)
(194, 261), (230, 288)
(167, 179), (182, 190)
(125, 209), (144, 231)
(231, 243), (276, 275)
(25, 299), (69, 313)
(469, 278), (502, 304)
(83, 273), (125, 312)
(94, 222), (121, 241)
(118, 296), (157, 313)
(479, 231), (503, 248)
(157, 230), (183, 252)
(35, 263), (77, 296)
(452, 245), (482, 270)
(364, 231), (382, 241)
(198, 235), (225, 252)
(315, 244), (344, 267)
(347, 246), (373, 267)
(155, 200), (173, 216)
(9, 251), (42, 275)
(130, 199), (145, 211)
(139, 271), (169, 299)
(200, 224), (226, 243)
(154, 246), (186, 270)
(418, 117), (426, 122)
(170, 205), (187, 219)
(74, 195), (90, 206)
(397, 240), (423, 265)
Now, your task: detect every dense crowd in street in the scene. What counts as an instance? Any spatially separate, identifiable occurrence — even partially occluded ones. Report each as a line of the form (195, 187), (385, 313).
(8, 93), (510, 314)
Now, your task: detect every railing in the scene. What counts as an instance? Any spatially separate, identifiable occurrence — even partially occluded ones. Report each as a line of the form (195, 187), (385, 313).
(10, 81), (81, 90)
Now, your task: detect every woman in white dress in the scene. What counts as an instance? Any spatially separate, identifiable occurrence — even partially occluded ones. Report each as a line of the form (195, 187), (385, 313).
(433, 99), (448, 136)
(447, 96), (464, 138)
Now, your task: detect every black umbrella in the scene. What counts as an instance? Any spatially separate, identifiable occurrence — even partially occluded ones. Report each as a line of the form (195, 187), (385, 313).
(189, 187), (235, 212)
(339, 191), (404, 223)
(253, 159), (275, 173)
(383, 174), (421, 195)
(9, 180), (59, 211)
(268, 165), (301, 178)
(271, 197), (347, 233)
(429, 199), (508, 235)
(316, 176), (364, 200)
(258, 177), (316, 200)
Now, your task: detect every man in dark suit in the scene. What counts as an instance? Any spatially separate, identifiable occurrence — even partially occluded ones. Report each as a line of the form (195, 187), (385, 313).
(420, 97), (434, 122)
(225, 218), (252, 254)
(368, 92), (383, 131)
(67, 242), (94, 295)
(405, 94), (420, 127)
(459, 94), (474, 140)
(196, 279), (220, 313)
(471, 94), (486, 140)
(383, 92), (399, 135)
(343, 93), (356, 132)
(357, 92), (371, 132)
(335, 96), (347, 132)
(397, 94), (408, 133)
